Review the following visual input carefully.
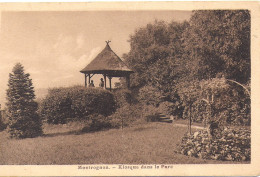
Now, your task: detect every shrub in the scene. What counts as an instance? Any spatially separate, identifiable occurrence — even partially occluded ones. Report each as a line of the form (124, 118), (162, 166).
(179, 78), (250, 126)
(39, 88), (73, 124)
(177, 127), (251, 161)
(182, 99), (209, 123)
(69, 87), (116, 118)
(138, 85), (164, 107)
(81, 114), (111, 132)
(157, 101), (175, 116)
(39, 86), (116, 124)
(108, 104), (144, 129)
(142, 104), (160, 122)
(113, 88), (133, 107)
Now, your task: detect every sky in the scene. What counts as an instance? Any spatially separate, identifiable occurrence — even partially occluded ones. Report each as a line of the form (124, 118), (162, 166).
(0, 11), (192, 107)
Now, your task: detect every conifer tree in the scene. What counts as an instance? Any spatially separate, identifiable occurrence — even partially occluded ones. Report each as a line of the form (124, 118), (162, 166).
(6, 63), (42, 138)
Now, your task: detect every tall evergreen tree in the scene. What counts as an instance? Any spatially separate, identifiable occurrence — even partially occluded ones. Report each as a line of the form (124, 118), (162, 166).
(6, 63), (42, 138)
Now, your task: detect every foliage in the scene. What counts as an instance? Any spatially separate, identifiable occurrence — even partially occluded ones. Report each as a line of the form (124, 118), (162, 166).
(200, 77), (250, 125)
(183, 10), (250, 84)
(124, 21), (170, 87)
(0, 114), (7, 131)
(6, 63), (42, 138)
(39, 88), (73, 124)
(157, 101), (175, 116)
(142, 102), (177, 122)
(177, 79), (202, 122)
(108, 104), (144, 129)
(124, 20), (188, 115)
(124, 10), (250, 125)
(142, 104), (161, 122)
(138, 85), (164, 107)
(180, 10), (251, 125)
(177, 127), (251, 161)
(39, 86), (116, 124)
(81, 114), (111, 132)
(179, 77), (250, 125)
(124, 20), (189, 87)
(69, 87), (116, 118)
(113, 88), (134, 107)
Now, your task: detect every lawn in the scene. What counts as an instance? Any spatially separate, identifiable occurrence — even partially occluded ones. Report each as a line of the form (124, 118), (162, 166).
(0, 121), (246, 165)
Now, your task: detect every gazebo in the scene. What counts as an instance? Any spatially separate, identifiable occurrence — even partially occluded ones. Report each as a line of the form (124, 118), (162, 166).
(80, 41), (133, 90)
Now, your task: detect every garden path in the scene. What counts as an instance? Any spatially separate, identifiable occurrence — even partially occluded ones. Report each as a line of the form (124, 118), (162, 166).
(173, 122), (204, 130)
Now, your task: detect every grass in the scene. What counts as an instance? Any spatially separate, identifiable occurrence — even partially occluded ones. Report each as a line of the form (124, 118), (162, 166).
(0, 121), (247, 165)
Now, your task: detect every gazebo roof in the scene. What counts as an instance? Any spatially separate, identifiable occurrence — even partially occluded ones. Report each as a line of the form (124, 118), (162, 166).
(80, 43), (133, 76)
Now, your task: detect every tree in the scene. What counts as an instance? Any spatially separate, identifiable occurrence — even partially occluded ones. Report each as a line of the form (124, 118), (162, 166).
(182, 10), (250, 84)
(124, 20), (189, 88)
(180, 10), (251, 126)
(124, 11), (250, 124)
(124, 20), (171, 88)
(124, 20), (189, 116)
(6, 63), (42, 138)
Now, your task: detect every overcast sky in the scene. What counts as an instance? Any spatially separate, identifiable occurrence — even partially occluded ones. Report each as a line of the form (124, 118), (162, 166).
(0, 11), (191, 107)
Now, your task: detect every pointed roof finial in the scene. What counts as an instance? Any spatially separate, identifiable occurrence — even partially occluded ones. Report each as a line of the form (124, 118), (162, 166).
(105, 40), (111, 45)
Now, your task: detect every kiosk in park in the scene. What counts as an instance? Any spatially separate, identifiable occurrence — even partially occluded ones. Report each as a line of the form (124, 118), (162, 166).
(80, 41), (133, 91)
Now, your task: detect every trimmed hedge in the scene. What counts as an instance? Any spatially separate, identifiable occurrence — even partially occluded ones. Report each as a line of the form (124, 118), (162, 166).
(39, 88), (72, 124)
(177, 127), (251, 161)
(39, 86), (116, 124)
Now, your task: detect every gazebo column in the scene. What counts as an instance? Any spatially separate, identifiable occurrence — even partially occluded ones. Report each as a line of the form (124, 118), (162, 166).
(126, 75), (130, 89)
(104, 74), (107, 89)
(108, 76), (112, 91)
(84, 74), (87, 87)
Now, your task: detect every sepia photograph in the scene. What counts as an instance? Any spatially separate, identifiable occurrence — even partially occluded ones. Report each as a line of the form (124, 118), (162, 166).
(0, 2), (259, 176)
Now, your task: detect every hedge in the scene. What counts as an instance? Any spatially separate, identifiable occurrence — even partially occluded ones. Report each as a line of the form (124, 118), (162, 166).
(39, 86), (116, 124)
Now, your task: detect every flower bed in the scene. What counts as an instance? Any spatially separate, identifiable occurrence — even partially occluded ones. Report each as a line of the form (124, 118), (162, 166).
(177, 127), (250, 161)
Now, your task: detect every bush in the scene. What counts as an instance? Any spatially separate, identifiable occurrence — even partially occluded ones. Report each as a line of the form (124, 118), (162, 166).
(39, 86), (116, 124)
(177, 127), (251, 161)
(113, 88), (133, 107)
(138, 85), (164, 107)
(81, 114), (111, 132)
(179, 78), (250, 126)
(157, 101), (175, 116)
(182, 99), (209, 123)
(108, 104), (144, 128)
(69, 87), (116, 118)
(39, 88), (73, 124)
(141, 104), (160, 122)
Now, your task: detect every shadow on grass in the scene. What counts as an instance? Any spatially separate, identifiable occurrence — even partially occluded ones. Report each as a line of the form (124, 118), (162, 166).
(132, 126), (153, 132)
(42, 127), (111, 138)
(42, 130), (80, 137)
